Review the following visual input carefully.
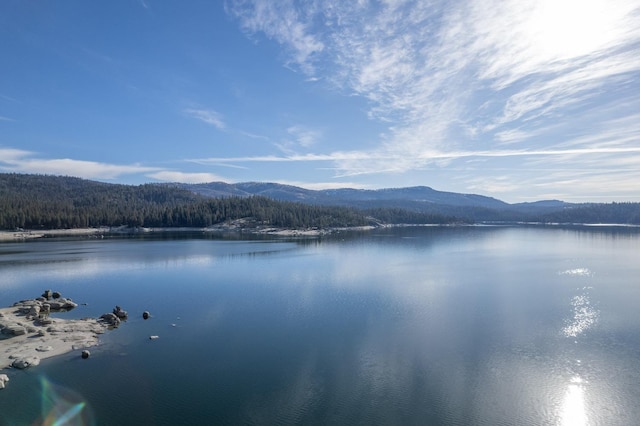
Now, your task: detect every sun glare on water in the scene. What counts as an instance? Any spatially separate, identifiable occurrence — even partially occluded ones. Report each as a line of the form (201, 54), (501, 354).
(560, 377), (588, 426)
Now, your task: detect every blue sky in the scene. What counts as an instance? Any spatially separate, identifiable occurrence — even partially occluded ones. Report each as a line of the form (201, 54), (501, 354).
(1, 0), (639, 202)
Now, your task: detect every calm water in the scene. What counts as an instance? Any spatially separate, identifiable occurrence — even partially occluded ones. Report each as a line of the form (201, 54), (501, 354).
(1, 226), (639, 425)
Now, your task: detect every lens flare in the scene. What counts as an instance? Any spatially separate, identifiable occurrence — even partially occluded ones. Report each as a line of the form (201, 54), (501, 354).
(37, 376), (95, 426)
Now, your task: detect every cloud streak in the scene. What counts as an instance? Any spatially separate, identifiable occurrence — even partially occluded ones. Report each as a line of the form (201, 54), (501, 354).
(227, 0), (640, 198)
(184, 108), (226, 130)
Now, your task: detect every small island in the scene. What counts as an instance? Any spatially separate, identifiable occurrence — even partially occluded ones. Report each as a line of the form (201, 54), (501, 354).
(0, 290), (120, 383)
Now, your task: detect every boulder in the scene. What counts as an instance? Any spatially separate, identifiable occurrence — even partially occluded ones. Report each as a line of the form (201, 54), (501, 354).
(142, 311), (150, 320)
(36, 345), (53, 352)
(113, 306), (128, 319)
(36, 317), (53, 326)
(12, 356), (41, 369)
(28, 305), (41, 318)
(0, 374), (9, 389)
(99, 313), (120, 327)
(48, 298), (77, 311)
(2, 324), (27, 336)
(81, 350), (90, 359)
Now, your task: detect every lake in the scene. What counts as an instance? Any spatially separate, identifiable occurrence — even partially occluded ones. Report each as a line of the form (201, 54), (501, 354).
(1, 226), (640, 425)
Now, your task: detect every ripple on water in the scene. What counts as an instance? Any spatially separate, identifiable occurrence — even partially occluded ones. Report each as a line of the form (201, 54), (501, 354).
(562, 289), (599, 338)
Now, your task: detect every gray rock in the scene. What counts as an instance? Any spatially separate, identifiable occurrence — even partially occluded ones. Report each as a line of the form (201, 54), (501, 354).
(36, 345), (53, 352)
(2, 324), (26, 336)
(99, 313), (121, 327)
(12, 356), (41, 369)
(113, 306), (128, 319)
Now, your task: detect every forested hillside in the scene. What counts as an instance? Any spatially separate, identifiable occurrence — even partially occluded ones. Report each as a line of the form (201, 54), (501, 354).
(2, 174), (638, 229)
(0, 174), (375, 230)
(0, 174), (454, 230)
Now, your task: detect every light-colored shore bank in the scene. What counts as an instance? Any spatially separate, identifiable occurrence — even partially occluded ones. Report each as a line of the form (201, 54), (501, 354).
(0, 224), (378, 241)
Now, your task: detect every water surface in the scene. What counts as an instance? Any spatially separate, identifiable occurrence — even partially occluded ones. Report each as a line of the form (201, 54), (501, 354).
(1, 226), (639, 425)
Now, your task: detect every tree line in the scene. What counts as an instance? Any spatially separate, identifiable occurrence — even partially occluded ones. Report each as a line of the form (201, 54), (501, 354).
(5, 173), (635, 229)
(0, 174), (459, 230)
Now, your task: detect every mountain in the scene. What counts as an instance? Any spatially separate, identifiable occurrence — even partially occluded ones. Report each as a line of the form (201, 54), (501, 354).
(176, 182), (572, 219)
(177, 181), (640, 224)
(2, 174), (638, 228)
(178, 182), (510, 208)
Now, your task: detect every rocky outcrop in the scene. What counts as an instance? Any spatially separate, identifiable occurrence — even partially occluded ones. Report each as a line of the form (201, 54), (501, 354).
(13, 292), (78, 318)
(1, 291), (117, 371)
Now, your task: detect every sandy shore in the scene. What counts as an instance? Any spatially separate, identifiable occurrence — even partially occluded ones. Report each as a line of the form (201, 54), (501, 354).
(0, 304), (108, 370)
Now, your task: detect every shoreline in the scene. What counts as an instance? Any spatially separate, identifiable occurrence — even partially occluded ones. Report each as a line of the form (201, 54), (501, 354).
(0, 225), (379, 241)
(1, 221), (637, 242)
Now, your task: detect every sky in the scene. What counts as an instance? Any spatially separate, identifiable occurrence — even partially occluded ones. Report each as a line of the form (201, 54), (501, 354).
(1, 0), (639, 203)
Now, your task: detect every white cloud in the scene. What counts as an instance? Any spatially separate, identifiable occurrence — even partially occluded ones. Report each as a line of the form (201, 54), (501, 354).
(0, 148), (32, 161)
(286, 125), (321, 148)
(184, 108), (226, 130)
(0, 148), (159, 180)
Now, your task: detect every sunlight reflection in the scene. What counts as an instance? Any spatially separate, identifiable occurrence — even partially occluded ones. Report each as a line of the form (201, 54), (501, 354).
(560, 377), (587, 426)
(562, 288), (598, 338)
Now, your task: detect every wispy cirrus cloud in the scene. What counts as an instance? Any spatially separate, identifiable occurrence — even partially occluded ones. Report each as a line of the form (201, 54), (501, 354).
(227, 0), (640, 198)
(184, 108), (226, 130)
(225, 0), (324, 74)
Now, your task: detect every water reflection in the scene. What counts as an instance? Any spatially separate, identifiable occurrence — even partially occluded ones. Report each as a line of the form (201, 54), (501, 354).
(562, 289), (599, 338)
(560, 377), (587, 426)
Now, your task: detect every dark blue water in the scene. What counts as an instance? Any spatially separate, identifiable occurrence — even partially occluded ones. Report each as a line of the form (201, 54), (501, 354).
(1, 226), (639, 425)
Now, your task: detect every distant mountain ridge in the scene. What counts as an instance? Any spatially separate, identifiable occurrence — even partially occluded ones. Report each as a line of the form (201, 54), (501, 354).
(176, 182), (569, 214)
(2, 173), (638, 227)
(179, 182), (518, 207)
(175, 181), (640, 224)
